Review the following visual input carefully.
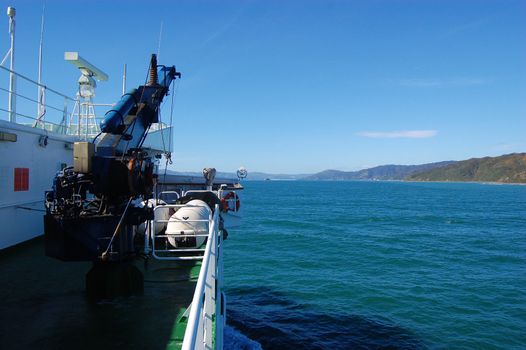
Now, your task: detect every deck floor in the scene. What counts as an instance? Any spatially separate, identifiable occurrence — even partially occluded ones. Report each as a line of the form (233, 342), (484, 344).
(0, 237), (199, 350)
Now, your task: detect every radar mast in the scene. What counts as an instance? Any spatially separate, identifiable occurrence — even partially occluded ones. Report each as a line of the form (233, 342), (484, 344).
(65, 52), (108, 139)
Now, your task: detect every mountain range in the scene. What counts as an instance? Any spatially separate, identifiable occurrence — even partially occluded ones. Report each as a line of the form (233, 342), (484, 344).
(305, 161), (455, 181)
(164, 170), (306, 181)
(164, 153), (526, 184)
(407, 153), (526, 183)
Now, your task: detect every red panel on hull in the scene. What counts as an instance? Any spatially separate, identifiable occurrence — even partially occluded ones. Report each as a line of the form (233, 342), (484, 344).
(14, 168), (29, 191)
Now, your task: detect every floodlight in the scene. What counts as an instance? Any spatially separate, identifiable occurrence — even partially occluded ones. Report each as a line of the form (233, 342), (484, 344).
(7, 7), (15, 18)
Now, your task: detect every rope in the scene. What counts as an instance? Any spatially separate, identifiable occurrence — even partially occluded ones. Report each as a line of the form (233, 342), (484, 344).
(159, 78), (178, 196)
(15, 206), (46, 212)
(92, 131), (102, 144)
(120, 59), (153, 160)
(101, 196), (133, 261)
(157, 76), (178, 155)
(168, 79), (179, 151)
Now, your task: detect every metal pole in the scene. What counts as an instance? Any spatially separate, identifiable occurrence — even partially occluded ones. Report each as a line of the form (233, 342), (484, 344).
(157, 21), (163, 61)
(85, 97), (89, 139)
(122, 63), (127, 95)
(7, 7), (16, 122)
(62, 97), (68, 134)
(36, 5), (45, 125)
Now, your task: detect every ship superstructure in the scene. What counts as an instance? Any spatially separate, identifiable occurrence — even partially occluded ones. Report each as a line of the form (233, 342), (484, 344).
(0, 7), (78, 249)
(0, 7), (171, 250)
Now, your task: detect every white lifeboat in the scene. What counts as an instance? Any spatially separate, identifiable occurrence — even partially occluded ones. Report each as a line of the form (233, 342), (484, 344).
(136, 199), (172, 235)
(166, 199), (211, 248)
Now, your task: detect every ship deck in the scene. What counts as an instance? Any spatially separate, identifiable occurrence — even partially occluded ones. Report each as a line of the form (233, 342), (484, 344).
(0, 237), (199, 350)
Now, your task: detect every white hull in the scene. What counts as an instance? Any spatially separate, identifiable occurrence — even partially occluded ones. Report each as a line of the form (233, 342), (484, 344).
(0, 120), (75, 249)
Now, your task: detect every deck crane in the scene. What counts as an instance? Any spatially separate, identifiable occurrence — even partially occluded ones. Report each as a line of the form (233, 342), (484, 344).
(44, 54), (181, 298)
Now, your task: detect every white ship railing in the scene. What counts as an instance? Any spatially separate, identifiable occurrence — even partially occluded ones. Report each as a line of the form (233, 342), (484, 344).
(186, 189), (241, 214)
(150, 203), (210, 261)
(0, 65), (74, 133)
(149, 199), (226, 349)
(181, 204), (224, 350)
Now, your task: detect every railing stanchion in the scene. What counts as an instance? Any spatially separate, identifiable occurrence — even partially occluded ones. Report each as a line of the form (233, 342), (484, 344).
(62, 97), (68, 133)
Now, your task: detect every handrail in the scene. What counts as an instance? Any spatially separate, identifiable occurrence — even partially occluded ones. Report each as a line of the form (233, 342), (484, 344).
(151, 203), (212, 261)
(0, 65), (74, 132)
(0, 107), (64, 128)
(0, 65), (74, 100)
(0, 86), (65, 113)
(182, 204), (219, 350)
(183, 190), (215, 196)
(157, 190), (180, 201)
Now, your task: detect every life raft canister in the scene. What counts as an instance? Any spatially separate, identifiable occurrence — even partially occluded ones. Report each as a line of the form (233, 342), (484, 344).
(221, 191), (240, 212)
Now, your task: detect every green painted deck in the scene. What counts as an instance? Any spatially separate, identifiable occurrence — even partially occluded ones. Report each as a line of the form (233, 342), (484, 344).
(0, 237), (200, 350)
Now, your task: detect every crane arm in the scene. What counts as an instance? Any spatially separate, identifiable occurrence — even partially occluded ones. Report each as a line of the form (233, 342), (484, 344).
(97, 54), (181, 156)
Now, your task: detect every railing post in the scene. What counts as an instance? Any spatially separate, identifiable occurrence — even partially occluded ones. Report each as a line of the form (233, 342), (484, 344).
(204, 215), (216, 349)
(198, 304), (204, 347)
(216, 228), (224, 350)
(62, 97), (68, 134)
(8, 75), (16, 122)
(144, 220), (150, 255)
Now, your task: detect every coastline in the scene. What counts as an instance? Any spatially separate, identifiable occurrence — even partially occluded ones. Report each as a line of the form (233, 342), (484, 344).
(402, 179), (526, 186)
(254, 179), (526, 186)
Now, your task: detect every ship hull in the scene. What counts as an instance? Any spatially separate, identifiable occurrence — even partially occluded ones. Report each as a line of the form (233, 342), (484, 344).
(0, 120), (75, 250)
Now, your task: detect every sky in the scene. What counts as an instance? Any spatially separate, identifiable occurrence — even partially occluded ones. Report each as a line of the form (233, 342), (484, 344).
(2, 0), (525, 174)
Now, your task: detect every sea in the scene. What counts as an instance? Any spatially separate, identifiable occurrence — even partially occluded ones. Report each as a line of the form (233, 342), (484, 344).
(222, 180), (526, 350)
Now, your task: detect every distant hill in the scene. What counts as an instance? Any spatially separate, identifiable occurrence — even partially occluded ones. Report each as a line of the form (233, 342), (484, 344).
(406, 153), (526, 183)
(164, 170), (238, 180)
(305, 161), (455, 180)
(247, 172), (308, 180)
(161, 153), (526, 183)
(163, 170), (307, 181)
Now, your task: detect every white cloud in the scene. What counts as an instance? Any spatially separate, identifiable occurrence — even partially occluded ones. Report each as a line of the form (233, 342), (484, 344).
(357, 130), (438, 139)
(397, 78), (487, 88)
(444, 17), (492, 37)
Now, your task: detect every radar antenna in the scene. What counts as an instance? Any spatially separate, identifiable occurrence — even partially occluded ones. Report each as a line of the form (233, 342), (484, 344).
(65, 52), (108, 139)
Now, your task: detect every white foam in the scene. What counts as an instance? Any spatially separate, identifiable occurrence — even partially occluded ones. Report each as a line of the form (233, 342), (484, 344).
(224, 325), (263, 350)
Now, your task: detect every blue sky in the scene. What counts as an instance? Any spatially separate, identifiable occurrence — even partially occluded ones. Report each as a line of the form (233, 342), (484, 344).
(3, 0), (525, 173)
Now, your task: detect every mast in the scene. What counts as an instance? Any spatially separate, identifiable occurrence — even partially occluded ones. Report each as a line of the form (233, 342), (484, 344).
(35, 5), (45, 126)
(65, 52), (108, 139)
(157, 21), (163, 60)
(7, 6), (16, 122)
(122, 63), (127, 94)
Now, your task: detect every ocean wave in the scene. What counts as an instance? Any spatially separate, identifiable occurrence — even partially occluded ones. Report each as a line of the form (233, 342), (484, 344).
(224, 325), (263, 350)
(226, 181), (526, 349)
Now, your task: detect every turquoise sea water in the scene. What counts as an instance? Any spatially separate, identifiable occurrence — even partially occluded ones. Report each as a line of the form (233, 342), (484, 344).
(224, 181), (526, 349)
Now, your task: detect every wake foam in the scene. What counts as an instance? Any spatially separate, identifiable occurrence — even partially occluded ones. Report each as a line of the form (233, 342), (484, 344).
(224, 325), (263, 350)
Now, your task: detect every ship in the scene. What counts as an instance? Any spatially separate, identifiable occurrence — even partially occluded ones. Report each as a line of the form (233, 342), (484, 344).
(0, 6), (244, 349)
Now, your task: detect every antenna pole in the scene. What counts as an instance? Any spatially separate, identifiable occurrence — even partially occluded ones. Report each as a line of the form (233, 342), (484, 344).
(37, 7), (44, 87)
(7, 7), (16, 122)
(35, 5), (45, 126)
(157, 21), (163, 60)
(122, 63), (127, 94)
